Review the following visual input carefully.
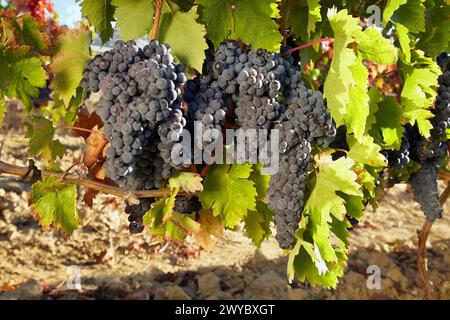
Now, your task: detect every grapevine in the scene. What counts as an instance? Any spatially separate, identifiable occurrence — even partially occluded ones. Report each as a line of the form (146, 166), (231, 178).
(0, 0), (449, 299)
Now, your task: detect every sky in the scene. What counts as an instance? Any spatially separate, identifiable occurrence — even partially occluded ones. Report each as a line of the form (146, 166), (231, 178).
(53, 0), (82, 26)
(0, 1), (84, 27)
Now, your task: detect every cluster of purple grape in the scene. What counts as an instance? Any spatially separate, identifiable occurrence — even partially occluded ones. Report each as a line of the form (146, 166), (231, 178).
(384, 52), (449, 222)
(82, 40), (196, 233)
(183, 41), (336, 249)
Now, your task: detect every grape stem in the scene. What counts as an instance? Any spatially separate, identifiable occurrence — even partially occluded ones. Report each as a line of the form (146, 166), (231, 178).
(0, 159), (186, 203)
(437, 171), (450, 182)
(417, 182), (450, 300)
(57, 125), (103, 137)
(333, 148), (348, 154)
(151, 0), (164, 40)
(200, 164), (211, 178)
(281, 38), (334, 56)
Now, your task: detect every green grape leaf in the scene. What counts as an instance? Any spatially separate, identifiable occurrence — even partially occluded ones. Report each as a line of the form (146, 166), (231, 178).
(13, 15), (51, 55)
(347, 134), (387, 167)
(143, 189), (204, 243)
(27, 116), (65, 164)
(229, 0), (282, 51)
(403, 106), (434, 137)
(325, 10), (398, 138)
(330, 196), (346, 221)
(0, 47), (46, 110)
(78, 0), (116, 43)
(195, 0), (233, 49)
(341, 194), (364, 221)
(345, 58), (369, 141)
(49, 87), (87, 126)
(50, 29), (91, 106)
(310, 218), (340, 263)
(16, 57), (46, 88)
(402, 69), (438, 108)
(355, 27), (398, 65)
(199, 164), (257, 228)
(144, 213), (185, 242)
(196, 0), (282, 51)
(382, 0), (407, 26)
(169, 172), (203, 193)
(288, 231), (347, 288)
(159, 5), (208, 72)
(365, 87), (381, 133)
(307, 0), (322, 36)
(244, 201), (273, 247)
(400, 51), (440, 137)
(143, 191), (186, 241)
(358, 168), (377, 194)
(394, 23), (411, 62)
(391, 0), (426, 33)
(146, 188), (178, 226)
(416, 0), (450, 57)
(31, 176), (79, 233)
(170, 0), (195, 12)
(305, 153), (362, 225)
(281, 0), (309, 41)
(330, 216), (351, 248)
(370, 97), (404, 149)
(323, 9), (360, 126)
(111, 0), (154, 41)
(250, 163), (270, 200)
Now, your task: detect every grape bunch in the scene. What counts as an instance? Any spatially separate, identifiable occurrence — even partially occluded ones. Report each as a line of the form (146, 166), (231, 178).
(174, 196), (202, 215)
(202, 41), (336, 249)
(410, 163), (443, 222)
(385, 53), (450, 222)
(202, 44), (293, 132)
(234, 94), (285, 130)
(424, 52), (450, 164)
(183, 75), (230, 150)
(402, 53), (449, 167)
(210, 41), (245, 93)
(81, 39), (338, 243)
(127, 44), (188, 170)
(407, 53), (449, 221)
(383, 137), (411, 170)
(125, 199), (154, 234)
(157, 106), (190, 169)
(267, 88), (334, 249)
(82, 39), (187, 233)
(386, 53), (449, 172)
(284, 82), (336, 149)
(268, 140), (314, 249)
(83, 40), (182, 190)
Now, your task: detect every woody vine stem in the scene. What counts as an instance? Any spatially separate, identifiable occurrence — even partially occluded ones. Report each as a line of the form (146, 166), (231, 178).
(151, 0), (164, 40)
(0, 159), (186, 203)
(417, 182), (450, 299)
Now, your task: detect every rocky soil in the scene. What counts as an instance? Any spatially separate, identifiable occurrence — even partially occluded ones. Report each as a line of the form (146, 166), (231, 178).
(0, 125), (449, 300)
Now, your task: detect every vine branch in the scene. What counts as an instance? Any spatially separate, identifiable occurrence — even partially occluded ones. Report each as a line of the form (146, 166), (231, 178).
(151, 0), (164, 40)
(57, 125), (104, 137)
(282, 38), (334, 56)
(437, 171), (450, 182)
(0, 160), (185, 204)
(416, 182), (450, 300)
